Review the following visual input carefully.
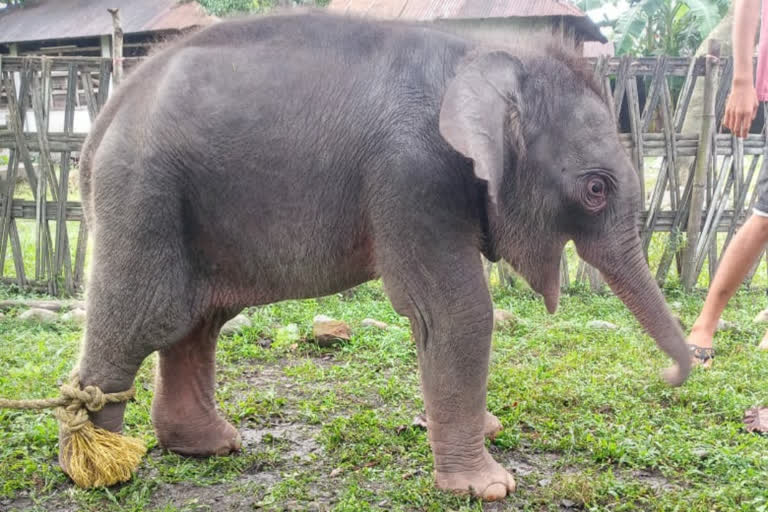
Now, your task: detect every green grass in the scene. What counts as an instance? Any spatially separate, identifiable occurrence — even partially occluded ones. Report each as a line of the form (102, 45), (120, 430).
(2, 279), (768, 511)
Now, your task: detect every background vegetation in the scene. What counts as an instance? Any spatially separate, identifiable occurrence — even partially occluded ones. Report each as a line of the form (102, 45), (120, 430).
(577, 0), (730, 56)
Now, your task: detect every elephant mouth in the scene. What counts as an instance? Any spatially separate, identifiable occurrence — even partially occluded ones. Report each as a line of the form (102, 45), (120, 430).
(507, 238), (565, 314)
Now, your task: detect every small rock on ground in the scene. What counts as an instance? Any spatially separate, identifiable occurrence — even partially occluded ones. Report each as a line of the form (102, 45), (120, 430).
(18, 308), (58, 324)
(587, 320), (618, 330)
(361, 318), (388, 330)
(313, 315), (351, 347)
(716, 319), (737, 331)
(493, 309), (516, 330)
(61, 308), (87, 325)
(221, 314), (252, 335)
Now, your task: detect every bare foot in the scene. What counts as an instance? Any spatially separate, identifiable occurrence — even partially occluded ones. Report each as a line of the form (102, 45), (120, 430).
(759, 329), (768, 351)
(434, 448), (516, 500)
(687, 323), (715, 368)
(153, 413), (241, 456)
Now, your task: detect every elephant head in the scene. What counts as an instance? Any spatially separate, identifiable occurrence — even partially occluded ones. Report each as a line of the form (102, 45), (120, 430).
(439, 48), (691, 386)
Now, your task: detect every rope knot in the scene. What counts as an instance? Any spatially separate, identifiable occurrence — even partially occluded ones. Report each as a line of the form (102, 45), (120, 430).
(52, 374), (136, 433)
(59, 380), (107, 412)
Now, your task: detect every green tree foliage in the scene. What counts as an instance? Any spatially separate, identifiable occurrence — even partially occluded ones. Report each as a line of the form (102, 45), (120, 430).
(198, 0), (329, 17)
(576, 0), (729, 56)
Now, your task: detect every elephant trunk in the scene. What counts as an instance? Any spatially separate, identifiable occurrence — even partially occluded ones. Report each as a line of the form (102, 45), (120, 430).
(576, 230), (692, 386)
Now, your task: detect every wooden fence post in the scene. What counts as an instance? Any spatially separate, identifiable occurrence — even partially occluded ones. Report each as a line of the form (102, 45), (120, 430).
(107, 8), (123, 86)
(682, 39), (720, 290)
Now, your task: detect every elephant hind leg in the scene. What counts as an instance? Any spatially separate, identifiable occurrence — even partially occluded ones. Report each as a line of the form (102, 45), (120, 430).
(151, 310), (241, 456)
(62, 259), (201, 476)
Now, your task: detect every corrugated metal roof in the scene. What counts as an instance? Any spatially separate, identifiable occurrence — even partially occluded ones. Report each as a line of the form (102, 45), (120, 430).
(330, 0), (586, 20)
(0, 0), (216, 45)
(328, 0), (606, 42)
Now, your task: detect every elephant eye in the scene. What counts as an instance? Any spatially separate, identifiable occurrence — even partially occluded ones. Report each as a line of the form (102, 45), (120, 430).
(582, 175), (607, 214)
(589, 178), (604, 196)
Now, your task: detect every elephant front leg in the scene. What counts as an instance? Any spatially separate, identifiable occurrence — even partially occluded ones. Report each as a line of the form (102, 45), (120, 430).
(420, 317), (515, 500)
(382, 252), (515, 500)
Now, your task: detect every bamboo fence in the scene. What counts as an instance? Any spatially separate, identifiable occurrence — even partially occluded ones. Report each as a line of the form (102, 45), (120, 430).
(0, 49), (766, 295)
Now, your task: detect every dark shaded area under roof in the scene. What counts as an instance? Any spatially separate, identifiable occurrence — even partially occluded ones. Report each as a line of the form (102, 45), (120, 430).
(0, 0), (215, 45)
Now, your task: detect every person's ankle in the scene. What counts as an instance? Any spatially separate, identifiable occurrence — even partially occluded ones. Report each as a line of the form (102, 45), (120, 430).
(689, 320), (716, 347)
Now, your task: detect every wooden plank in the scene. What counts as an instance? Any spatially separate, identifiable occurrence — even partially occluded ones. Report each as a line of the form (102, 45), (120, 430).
(7, 218), (26, 286)
(0, 132), (87, 152)
(30, 68), (55, 288)
(2, 65), (38, 285)
(641, 75), (677, 253)
(682, 41), (720, 290)
(55, 63), (78, 293)
(0, 199), (84, 220)
(640, 57), (667, 132)
(3, 68), (38, 193)
(0, 112), (26, 284)
(612, 57), (630, 122)
(81, 69), (99, 121)
(97, 58), (111, 110)
(713, 56), (734, 132)
(108, 8), (124, 86)
(694, 155), (732, 276)
(626, 78), (645, 206)
(655, 162), (696, 285)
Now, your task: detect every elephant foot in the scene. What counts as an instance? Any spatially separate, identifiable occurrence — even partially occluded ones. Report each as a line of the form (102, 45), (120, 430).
(434, 447), (516, 501)
(153, 412), (241, 456)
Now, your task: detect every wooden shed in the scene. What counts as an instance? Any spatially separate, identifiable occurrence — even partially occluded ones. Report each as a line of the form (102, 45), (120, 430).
(0, 0), (215, 57)
(328, 0), (609, 56)
(0, 0), (216, 133)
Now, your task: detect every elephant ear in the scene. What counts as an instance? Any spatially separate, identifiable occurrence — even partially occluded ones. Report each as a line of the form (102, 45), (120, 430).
(439, 51), (524, 210)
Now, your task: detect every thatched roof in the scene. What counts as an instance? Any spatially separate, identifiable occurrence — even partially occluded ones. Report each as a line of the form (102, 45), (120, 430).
(0, 0), (216, 45)
(328, 0), (607, 43)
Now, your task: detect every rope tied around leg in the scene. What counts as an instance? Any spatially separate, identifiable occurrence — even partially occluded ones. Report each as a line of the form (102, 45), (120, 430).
(0, 370), (146, 488)
(56, 376), (135, 434)
(0, 374), (136, 432)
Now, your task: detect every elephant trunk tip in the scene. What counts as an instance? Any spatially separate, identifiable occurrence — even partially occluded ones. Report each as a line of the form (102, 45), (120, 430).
(662, 362), (691, 387)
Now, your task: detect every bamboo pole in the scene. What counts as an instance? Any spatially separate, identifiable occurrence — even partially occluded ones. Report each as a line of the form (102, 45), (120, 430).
(107, 8), (123, 86)
(682, 39), (720, 291)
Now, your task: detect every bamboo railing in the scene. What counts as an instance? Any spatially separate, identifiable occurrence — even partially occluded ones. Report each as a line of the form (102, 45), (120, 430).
(1, 49), (766, 295)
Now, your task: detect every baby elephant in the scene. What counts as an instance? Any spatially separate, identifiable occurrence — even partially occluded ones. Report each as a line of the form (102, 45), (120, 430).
(69, 9), (690, 500)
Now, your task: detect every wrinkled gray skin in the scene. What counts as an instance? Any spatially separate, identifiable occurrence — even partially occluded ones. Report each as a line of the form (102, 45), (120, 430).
(68, 9), (691, 500)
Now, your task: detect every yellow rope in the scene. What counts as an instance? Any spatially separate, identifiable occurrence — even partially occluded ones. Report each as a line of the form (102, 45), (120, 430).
(0, 371), (146, 488)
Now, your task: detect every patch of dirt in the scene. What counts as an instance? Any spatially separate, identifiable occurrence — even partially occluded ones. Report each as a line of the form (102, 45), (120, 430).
(626, 468), (680, 493)
(2, 493), (80, 512)
(148, 481), (264, 511)
(240, 423), (322, 462)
